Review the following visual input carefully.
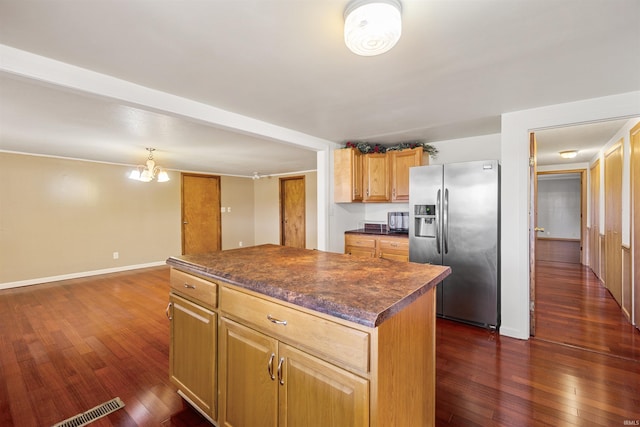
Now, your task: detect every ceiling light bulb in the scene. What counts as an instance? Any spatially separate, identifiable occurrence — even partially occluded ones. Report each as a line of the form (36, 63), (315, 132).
(129, 169), (141, 180)
(344, 0), (402, 56)
(157, 170), (170, 182)
(559, 150), (578, 159)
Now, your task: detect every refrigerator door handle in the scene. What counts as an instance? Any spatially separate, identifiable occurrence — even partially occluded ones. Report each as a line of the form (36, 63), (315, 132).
(444, 188), (449, 254)
(436, 189), (441, 254)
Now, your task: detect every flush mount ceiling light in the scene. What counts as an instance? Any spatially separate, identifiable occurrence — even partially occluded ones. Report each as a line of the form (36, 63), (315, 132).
(344, 0), (402, 56)
(559, 150), (578, 159)
(129, 148), (170, 182)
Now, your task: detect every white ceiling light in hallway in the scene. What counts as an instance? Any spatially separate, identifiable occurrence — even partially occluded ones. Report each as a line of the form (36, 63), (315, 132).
(129, 148), (170, 182)
(344, 0), (402, 56)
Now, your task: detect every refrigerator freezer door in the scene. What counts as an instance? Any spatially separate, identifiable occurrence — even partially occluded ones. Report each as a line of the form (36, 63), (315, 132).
(409, 165), (444, 264)
(409, 165), (444, 314)
(442, 160), (499, 327)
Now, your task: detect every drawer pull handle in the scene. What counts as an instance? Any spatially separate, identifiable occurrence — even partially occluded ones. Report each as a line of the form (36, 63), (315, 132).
(165, 302), (172, 321)
(184, 283), (196, 289)
(267, 314), (287, 326)
(277, 357), (285, 385)
(268, 353), (275, 380)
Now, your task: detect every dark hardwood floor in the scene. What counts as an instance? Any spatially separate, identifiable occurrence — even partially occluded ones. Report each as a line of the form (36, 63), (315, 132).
(1, 261), (638, 426)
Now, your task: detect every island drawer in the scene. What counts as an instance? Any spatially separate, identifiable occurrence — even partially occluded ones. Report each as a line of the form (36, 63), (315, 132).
(219, 286), (370, 374)
(170, 268), (217, 309)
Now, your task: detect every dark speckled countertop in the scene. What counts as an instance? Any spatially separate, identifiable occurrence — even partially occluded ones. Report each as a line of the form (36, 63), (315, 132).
(166, 244), (450, 328)
(345, 229), (409, 237)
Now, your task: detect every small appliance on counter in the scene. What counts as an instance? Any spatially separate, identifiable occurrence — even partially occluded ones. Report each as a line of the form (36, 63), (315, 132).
(387, 211), (409, 233)
(359, 220), (388, 233)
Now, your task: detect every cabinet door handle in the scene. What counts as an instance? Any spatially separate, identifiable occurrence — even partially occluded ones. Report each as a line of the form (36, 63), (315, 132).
(165, 302), (172, 321)
(277, 357), (285, 385)
(184, 283), (196, 289)
(267, 314), (287, 326)
(268, 353), (276, 380)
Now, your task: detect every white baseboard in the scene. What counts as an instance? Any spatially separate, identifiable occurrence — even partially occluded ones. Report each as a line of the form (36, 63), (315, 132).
(499, 325), (529, 340)
(0, 261), (167, 290)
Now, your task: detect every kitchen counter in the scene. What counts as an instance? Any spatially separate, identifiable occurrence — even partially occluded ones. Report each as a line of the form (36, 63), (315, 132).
(345, 228), (409, 237)
(166, 244), (449, 327)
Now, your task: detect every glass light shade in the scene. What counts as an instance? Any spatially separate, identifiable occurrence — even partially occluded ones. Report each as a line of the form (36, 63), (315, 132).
(157, 170), (170, 182)
(344, 0), (402, 56)
(139, 169), (153, 182)
(129, 169), (141, 180)
(559, 150), (578, 159)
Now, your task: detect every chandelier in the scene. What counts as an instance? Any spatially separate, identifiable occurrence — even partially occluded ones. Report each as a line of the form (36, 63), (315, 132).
(129, 148), (170, 182)
(344, 0), (402, 56)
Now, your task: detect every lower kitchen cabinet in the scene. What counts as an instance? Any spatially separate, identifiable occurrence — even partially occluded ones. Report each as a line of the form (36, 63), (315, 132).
(218, 316), (368, 427)
(280, 344), (368, 427)
(168, 293), (216, 421)
(345, 233), (409, 262)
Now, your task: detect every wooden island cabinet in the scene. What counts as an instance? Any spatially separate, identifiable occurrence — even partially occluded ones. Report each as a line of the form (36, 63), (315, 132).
(167, 244), (450, 427)
(167, 269), (217, 423)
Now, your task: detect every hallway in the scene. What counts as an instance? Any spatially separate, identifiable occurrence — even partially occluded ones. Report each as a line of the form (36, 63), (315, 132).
(534, 260), (639, 361)
(436, 259), (640, 425)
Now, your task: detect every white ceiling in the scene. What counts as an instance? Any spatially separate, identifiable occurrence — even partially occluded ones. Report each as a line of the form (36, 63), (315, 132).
(1, 0), (639, 176)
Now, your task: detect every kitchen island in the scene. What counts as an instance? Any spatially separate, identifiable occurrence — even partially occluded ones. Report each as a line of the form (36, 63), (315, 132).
(166, 244), (450, 427)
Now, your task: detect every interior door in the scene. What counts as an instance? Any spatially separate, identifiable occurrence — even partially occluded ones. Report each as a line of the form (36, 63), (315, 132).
(182, 174), (221, 255)
(529, 132), (538, 336)
(280, 176), (305, 248)
(604, 141), (623, 306)
(631, 122), (640, 330)
(589, 160), (601, 278)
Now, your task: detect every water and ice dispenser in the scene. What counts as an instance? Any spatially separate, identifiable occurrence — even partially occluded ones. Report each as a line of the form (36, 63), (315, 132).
(414, 204), (437, 237)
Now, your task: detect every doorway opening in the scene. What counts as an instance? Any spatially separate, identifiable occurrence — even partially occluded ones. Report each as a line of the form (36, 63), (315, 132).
(535, 171), (586, 265)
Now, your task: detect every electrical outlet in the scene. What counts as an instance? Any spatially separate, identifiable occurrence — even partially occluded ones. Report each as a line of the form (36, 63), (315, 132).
(113, 252), (119, 260)
(221, 207), (226, 213)
(227, 206), (232, 213)
(239, 241), (243, 247)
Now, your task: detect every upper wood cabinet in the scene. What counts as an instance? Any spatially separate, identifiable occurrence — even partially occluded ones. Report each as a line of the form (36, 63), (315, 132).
(389, 147), (424, 202)
(334, 147), (363, 203)
(334, 147), (426, 203)
(362, 153), (390, 202)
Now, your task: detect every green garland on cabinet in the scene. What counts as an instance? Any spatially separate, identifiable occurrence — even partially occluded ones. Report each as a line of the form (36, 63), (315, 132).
(343, 140), (438, 158)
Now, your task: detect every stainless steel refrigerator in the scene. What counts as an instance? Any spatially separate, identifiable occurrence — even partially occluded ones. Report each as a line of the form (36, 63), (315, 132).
(409, 160), (500, 329)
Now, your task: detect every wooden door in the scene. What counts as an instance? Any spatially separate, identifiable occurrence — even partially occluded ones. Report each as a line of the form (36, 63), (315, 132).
(280, 176), (305, 248)
(362, 153), (390, 202)
(390, 148), (422, 202)
(631, 122), (640, 331)
(604, 141), (623, 306)
(529, 132), (538, 336)
(182, 174), (221, 254)
(169, 294), (216, 419)
(219, 318), (278, 427)
(278, 344), (369, 427)
(589, 160), (601, 278)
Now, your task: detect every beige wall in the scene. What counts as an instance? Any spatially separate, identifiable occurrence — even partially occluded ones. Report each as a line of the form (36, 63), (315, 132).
(220, 175), (255, 249)
(0, 152), (182, 284)
(254, 172), (318, 250)
(0, 153), (318, 286)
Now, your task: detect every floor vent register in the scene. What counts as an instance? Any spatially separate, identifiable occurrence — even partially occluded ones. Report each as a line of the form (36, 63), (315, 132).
(52, 397), (125, 427)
